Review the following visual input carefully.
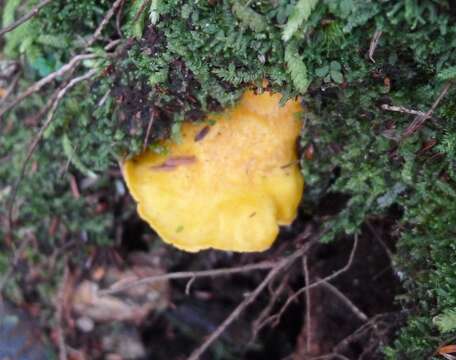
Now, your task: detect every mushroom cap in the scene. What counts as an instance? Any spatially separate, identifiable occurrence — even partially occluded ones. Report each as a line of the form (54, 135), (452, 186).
(123, 90), (304, 252)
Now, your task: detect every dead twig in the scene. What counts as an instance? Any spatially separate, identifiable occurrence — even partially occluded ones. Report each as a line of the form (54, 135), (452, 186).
(262, 235), (359, 328)
(0, 0), (53, 38)
(99, 260), (279, 296)
(317, 277), (368, 322)
(402, 81), (452, 138)
(303, 256), (312, 353)
(7, 69), (98, 233)
(0, 53), (96, 120)
(368, 31), (382, 63)
(186, 234), (316, 360)
(251, 275), (289, 341)
(381, 104), (428, 118)
(86, 0), (125, 47)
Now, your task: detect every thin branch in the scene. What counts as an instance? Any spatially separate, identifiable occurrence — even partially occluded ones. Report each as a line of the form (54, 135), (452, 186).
(186, 235), (316, 360)
(251, 275), (289, 340)
(264, 235), (359, 328)
(368, 30), (382, 63)
(381, 104), (427, 117)
(317, 277), (368, 322)
(0, 0), (53, 38)
(0, 53), (96, 120)
(86, 0), (125, 47)
(402, 81), (452, 138)
(99, 260), (279, 296)
(7, 69), (98, 233)
(303, 256), (312, 353)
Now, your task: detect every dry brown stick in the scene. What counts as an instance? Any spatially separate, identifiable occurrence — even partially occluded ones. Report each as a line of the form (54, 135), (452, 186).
(86, 0), (125, 47)
(380, 104), (427, 117)
(368, 30), (382, 63)
(317, 277), (368, 322)
(0, 53), (96, 120)
(7, 69), (97, 232)
(99, 260), (278, 296)
(186, 237), (316, 360)
(265, 235), (359, 328)
(303, 256), (312, 353)
(0, 0), (53, 38)
(402, 81), (452, 138)
(251, 274), (289, 340)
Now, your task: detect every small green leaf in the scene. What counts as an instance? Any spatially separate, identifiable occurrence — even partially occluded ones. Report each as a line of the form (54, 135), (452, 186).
(315, 65), (329, 77)
(330, 70), (344, 84)
(330, 61), (341, 71)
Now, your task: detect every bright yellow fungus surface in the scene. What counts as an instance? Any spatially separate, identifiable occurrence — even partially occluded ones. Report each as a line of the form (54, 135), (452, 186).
(123, 90), (304, 252)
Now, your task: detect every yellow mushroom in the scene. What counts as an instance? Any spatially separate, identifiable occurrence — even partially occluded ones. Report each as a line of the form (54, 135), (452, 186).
(123, 90), (304, 252)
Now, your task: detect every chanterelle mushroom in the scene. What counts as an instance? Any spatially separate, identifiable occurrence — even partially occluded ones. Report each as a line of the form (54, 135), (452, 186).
(123, 90), (304, 252)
